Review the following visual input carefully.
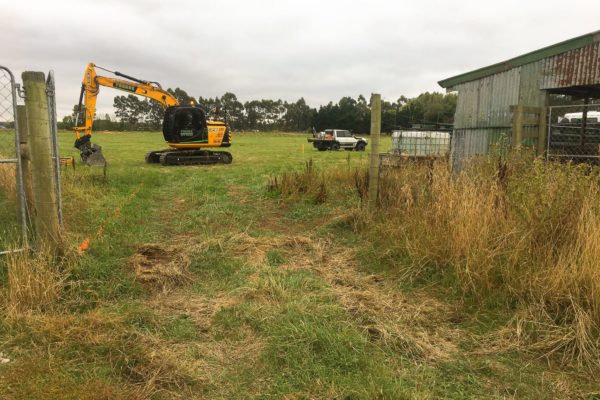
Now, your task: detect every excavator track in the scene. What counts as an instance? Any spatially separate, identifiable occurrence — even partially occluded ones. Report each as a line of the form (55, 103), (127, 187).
(145, 150), (233, 166)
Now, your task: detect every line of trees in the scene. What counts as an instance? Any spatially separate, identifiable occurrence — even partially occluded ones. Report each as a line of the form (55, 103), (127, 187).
(59, 88), (457, 133)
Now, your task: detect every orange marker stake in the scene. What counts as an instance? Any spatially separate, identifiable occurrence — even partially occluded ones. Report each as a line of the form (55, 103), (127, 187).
(78, 238), (90, 254)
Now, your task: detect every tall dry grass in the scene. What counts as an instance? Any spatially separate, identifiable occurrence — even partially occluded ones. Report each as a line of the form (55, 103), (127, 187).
(0, 163), (16, 201)
(271, 153), (600, 368)
(267, 159), (357, 204)
(5, 247), (62, 314)
(373, 156), (600, 368)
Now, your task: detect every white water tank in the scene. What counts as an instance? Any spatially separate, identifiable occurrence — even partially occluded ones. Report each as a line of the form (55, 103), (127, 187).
(391, 130), (451, 156)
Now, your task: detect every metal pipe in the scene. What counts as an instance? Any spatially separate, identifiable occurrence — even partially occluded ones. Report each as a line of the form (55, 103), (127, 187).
(74, 84), (85, 128)
(114, 70), (148, 85)
(0, 65), (28, 249)
(46, 71), (64, 230)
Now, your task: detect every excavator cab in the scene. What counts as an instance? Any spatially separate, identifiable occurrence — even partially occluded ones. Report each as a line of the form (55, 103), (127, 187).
(162, 106), (208, 144)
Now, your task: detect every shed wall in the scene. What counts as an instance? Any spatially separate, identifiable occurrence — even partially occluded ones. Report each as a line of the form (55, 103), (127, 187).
(450, 61), (551, 169)
(451, 69), (522, 169)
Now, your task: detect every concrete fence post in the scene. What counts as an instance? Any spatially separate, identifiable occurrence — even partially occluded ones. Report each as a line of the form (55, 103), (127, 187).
(22, 71), (61, 250)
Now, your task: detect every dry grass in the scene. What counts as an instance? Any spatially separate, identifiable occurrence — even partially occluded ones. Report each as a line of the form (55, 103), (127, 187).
(6, 247), (62, 314)
(274, 153), (600, 369)
(372, 155), (600, 369)
(1, 308), (201, 399)
(129, 243), (193, 291)
(0, 163), (16, 201)
(267, 159), (358, 204)
(232, 233), (460, 362)
(149, 291), (264, 376)
(1, 232), (262, 399)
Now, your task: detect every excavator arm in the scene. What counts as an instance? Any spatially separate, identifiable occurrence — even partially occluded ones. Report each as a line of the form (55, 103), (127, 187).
(74, 63), (179, 165)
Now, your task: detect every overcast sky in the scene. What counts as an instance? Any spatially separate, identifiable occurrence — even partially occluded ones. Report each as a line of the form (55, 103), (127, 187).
(3, 0), (600, 118)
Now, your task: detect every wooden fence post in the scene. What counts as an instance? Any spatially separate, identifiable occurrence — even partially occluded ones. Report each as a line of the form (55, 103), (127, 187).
(368, 93), (381, 209)
(512, 105), (524, 149)
(537, 107), (548, 155)
(22, 71), (61, 250)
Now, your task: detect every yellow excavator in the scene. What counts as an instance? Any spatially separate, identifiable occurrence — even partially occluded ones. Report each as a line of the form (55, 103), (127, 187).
(73, 63), (232, 166)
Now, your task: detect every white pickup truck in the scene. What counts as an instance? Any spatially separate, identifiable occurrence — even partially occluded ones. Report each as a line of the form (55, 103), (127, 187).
(308, 129), (368, 151)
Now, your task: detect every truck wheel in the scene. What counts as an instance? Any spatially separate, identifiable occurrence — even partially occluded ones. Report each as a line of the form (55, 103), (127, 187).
(331, 142), (340, 151)
(317, 147), (327, 152)
(355, 142), (366, 151)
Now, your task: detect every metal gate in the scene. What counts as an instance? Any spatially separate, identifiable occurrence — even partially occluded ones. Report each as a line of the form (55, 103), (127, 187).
(0, 66), (27, 254)
(547, 103), (600, 162)
(46, 71), (64, 229)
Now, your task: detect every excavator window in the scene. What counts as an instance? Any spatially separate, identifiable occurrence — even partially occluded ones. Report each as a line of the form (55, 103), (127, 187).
(163, 106), (208, 143)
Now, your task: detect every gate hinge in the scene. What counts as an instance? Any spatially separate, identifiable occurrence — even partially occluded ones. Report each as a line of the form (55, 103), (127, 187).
(15, 84), (25, 99)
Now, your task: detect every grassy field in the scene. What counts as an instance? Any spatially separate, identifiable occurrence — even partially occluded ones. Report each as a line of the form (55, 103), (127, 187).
(0, 131), (598, 399)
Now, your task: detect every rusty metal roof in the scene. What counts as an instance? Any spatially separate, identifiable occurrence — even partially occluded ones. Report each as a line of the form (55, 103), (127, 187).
(541, 42), (600, 89)
(439, 30), (600, 89)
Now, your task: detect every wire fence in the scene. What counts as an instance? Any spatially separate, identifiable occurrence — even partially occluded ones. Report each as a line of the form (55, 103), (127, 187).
(547, 104), (600, 162)
(0, 65), (27, 254)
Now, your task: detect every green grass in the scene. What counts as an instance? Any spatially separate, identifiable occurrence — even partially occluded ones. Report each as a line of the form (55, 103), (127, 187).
(0, 131), (596, 399)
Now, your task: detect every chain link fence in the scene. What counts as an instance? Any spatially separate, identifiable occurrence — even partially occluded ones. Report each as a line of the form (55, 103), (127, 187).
(0, 66), (27, 254)
(547, 103), (600, 163)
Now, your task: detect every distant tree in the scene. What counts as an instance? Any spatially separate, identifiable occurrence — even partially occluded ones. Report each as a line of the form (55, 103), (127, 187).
(168, 87), (193, 105)
(62, 90), (457, 133)
(313, 101), (338, 131)
(114, 95), (138, 125)
(144, 100), (164, 130)
(219, 92), (244, 130)
(198, 96), (218, 111)
(59, 104), (84, 130)
(114, 95), (163, 130)
(261, 99), (284, 129)
(282, 98), (315, 131)
(243, 100), (262, 130)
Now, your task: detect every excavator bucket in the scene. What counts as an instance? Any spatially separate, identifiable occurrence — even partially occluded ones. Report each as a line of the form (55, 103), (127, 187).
(75, 136), (107, 167)
(82, 144), (107, 166)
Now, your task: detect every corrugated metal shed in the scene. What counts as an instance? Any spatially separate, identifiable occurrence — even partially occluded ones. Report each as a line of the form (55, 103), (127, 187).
(439, 30), (600, 169)
(541, 42), (600, 89)
(439, 31), (600, 90)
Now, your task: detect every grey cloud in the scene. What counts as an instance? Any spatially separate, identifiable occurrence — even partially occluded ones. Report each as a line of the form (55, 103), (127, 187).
(2, 0), (599, 118)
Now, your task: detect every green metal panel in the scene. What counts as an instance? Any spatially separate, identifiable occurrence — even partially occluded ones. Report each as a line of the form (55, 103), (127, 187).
(519, 61), (548, 107)
(453, 69), (520, 129)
